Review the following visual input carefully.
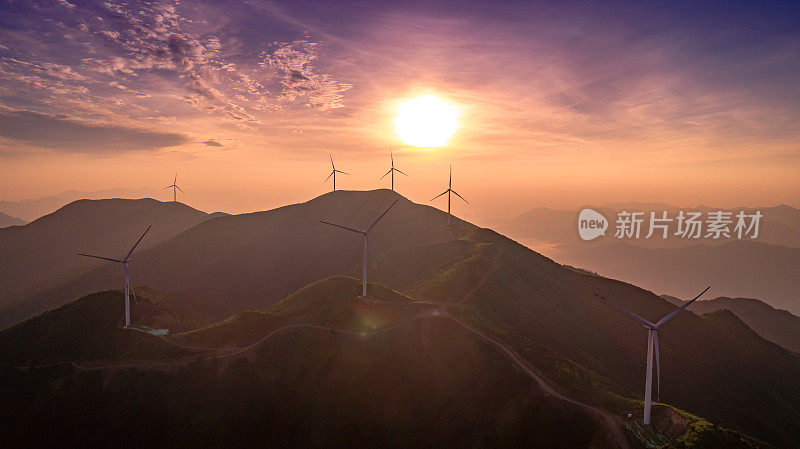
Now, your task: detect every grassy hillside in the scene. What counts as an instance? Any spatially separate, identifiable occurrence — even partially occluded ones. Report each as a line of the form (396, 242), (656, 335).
(0, 290), (190, 366)
(0, 282), (616, 449)
(408, 227), (800, 448)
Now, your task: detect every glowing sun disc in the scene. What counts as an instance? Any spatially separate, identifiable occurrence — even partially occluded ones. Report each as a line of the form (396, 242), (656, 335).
(394, 95), (459, 148)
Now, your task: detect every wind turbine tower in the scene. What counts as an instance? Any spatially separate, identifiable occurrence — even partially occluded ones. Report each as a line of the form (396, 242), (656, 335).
(380, 151), (407, 191)
(78, 226), (152, 328)
(164, 173), (184, 202)
(431, 165), (468, 224)
(320, 200), (398, 298)
(594, 286), (710, 425)
(326, 155), (349, 192)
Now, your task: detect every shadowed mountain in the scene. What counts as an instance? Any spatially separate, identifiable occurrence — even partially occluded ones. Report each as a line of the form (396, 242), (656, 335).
(0, 198), (226, 328)
(2, 190), (799, 447)
(6, 190), (468, 329)
(0, 290), (192, 368)
(0, 211), (26, 228)
(0, 277), (771, 449)
(662, 295), (800, 353)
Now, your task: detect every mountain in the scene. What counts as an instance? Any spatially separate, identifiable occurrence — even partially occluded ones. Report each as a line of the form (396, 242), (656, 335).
(0, 290), (192, 367)
(554, 240), (800, 315)
(662, 295), (800, 353)
(6, 190), (465, 329)
(0, 211), (26, 228)
(0, 187), (160, 222)
(0, 198), (226, 328)
(2, 190), (799, 447)
(0, 278), (772, 449)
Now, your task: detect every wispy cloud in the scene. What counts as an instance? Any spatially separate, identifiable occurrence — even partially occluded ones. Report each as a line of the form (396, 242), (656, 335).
(0, 108), (187, 154)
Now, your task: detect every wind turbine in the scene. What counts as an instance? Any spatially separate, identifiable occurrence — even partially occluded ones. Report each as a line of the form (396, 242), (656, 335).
(431, 165), (468, 224)
(78, 225), (152, 328)
(163, 173), (184, 202)
(594, 286), (710, 425)
(380, 151), (407, 191)
(320, 200), (398, 298)
(325, 155), (349, 192)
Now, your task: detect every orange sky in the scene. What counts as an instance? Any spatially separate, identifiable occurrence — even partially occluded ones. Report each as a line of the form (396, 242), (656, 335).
(1, 1), (798, 220)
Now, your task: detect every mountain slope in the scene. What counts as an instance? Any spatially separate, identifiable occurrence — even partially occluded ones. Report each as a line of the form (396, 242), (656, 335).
(0, 277), (776, 449)
(0, 277), (619, 449)
(0, 290), (191, 367)
(663, 296), (800, 353)
(9, 190), (469, 330)
(403, 227), (800, 448)
(0, 198), (225, 328)
(0, 211), (26, 228)
(4, 190), (799, 447)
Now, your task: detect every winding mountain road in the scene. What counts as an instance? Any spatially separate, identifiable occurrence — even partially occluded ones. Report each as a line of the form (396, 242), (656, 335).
(25, 247), (630, 448)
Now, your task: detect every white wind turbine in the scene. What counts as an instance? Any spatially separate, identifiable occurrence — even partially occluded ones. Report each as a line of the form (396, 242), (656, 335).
(326, 155), (349, 192)
(594, 286), (710, 425)
(164, 173), (184, 202)
(320, 200), (398, 298)
(78, 225), (152, 328)
(380, 151), (407, 192)
(431, 165), (468, 224)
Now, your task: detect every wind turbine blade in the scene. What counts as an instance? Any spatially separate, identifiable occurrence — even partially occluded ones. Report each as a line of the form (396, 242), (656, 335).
(395, 168), (408, 176)
(390, 150), (394, 166)
(325, 171), (334, 182)
(163, 186), (172, 189)
(431, 190), (448, 201)
(655, 286), (710, 327)
(367, 237), (377, 270)
(78, 253), (123, 263)
(451, 190), (469, 204)
(380, 169), (392, 179)
(654, 331), (661, 402)
(124, 225), (152, 260)
(174, 173), (177, 185)
(336, 170), (350, 175)
(330, 154), (334, 169)
(176, 185), (184, 193)
(319, 220), (362, 234)
(593, 293), (656, 328)
(366, 200), (398, 233)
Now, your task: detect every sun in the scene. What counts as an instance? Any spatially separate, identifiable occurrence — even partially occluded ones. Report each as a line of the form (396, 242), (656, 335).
(394, 95), (459, 148)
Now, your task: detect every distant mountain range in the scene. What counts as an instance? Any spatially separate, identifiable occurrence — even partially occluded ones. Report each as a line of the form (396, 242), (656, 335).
(663, 295), (800, 353)
(493, 203), (800, 314)
(0, 211), (26, 228)
(0, 190), (798, 448)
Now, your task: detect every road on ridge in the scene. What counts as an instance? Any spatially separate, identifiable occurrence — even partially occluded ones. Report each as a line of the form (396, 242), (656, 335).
(33, 246), (630, 448)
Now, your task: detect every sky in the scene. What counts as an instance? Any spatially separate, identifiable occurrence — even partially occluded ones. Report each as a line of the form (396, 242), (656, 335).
(0, 0), (798, 220)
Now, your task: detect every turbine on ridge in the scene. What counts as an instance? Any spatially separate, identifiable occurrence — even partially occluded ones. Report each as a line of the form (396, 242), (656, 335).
(594, 286), (710, 425)
(325, 155), (349, 192)
(380, 150), (407, 192)
(320, 200), (398, 299)
(431, 165), (468, 224)
(163, 173), (184, 202)
(78, 225), (152, 328)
